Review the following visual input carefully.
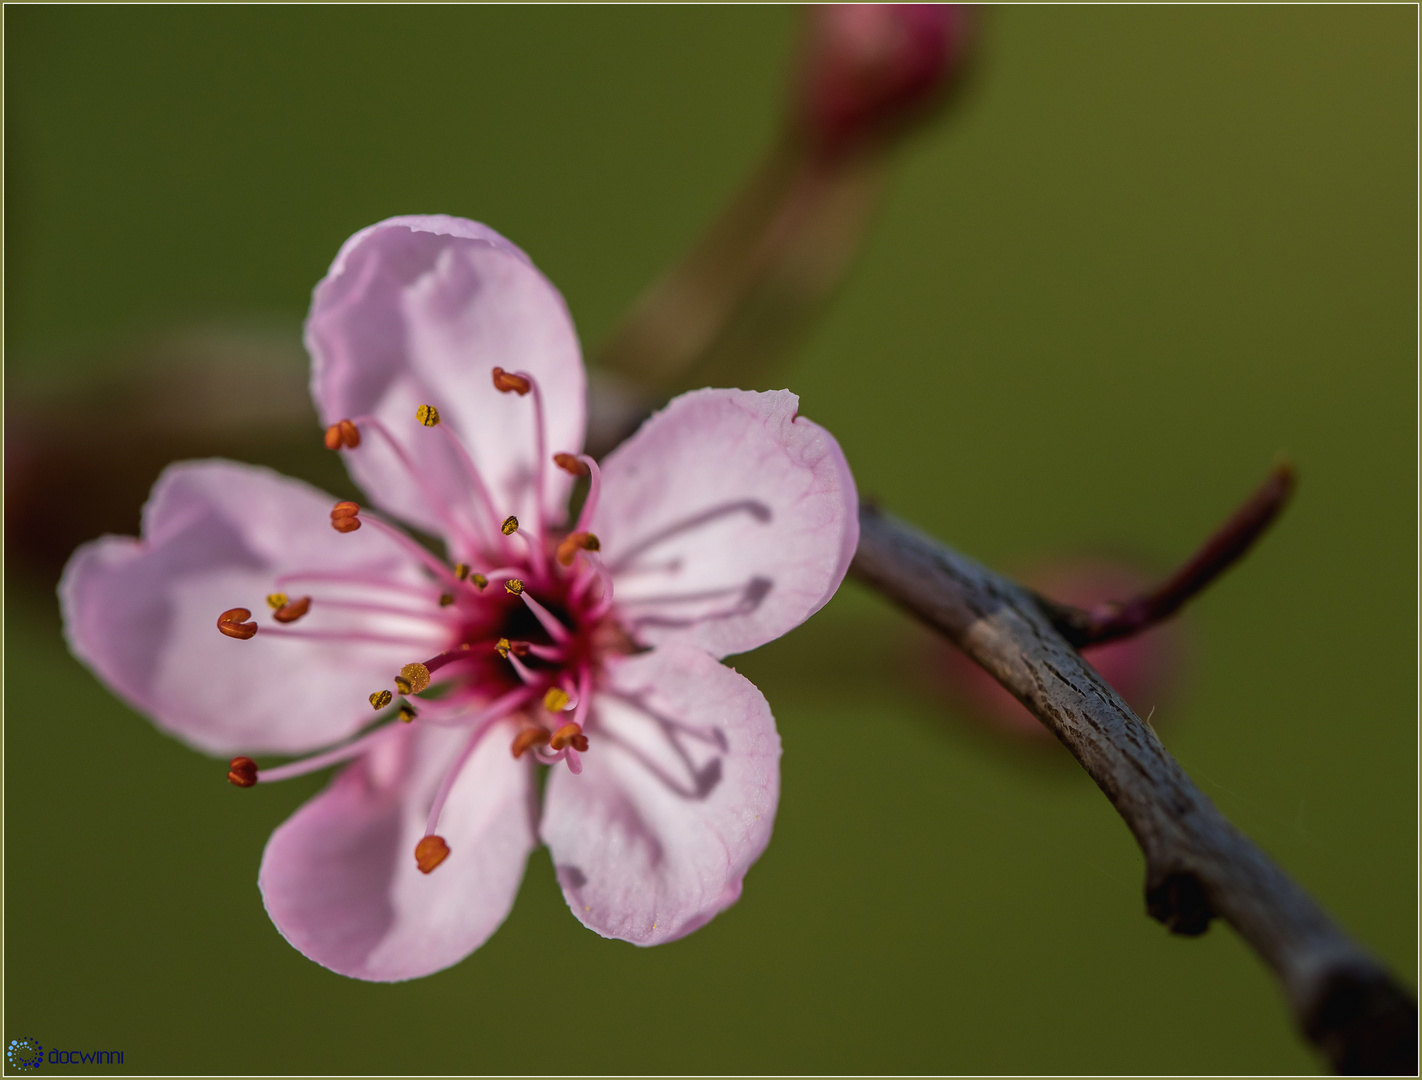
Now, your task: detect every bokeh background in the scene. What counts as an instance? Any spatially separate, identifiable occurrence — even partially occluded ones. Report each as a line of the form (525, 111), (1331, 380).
(5, 5), (1415, 1074)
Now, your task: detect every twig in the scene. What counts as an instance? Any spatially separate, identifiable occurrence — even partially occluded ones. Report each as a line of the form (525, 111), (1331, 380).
(1040, 462), (1297, 647)
(850, 503), (1416, 1074)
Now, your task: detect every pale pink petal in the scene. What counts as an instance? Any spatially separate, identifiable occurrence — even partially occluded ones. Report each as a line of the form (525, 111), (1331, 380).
(259, 720), (537, 982)
(60, 460), (445, 756)
(541, 644), (780, 946)
(593, 388), (858, 658)
(306, 215), (586, 551)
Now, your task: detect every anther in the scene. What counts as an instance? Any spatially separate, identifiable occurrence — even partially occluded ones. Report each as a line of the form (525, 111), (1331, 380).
(511, 727), (551, 759)
(471, 573), (489, 590)
(494, 638), (530, 659)
(323, 419), (361, 450)
(227, 756), (258, 787)
(415, 835), (450, 874)
(266, 593), (289, 610)
(217, 608), (258, 640)
(324, 424), (343, 451)
(398, 703), (418, 723)
(394, 662), (431, 696)
(272, 596), (312, 624)
(550, 723), (589, 752)
(416, 404), (441, 427)
(491, 367), (531, 396)
(553, 452), (589, 476)
(544, 687), (571, 713)
(501, 516), (519, 535)
(454, 563), (470, 581)
(504, 578), (524, 595)
(369, 689), (393, 710)
(439, 593), (455, 607)
(330, 501), (361, 533)
(556, 531), (601, 567)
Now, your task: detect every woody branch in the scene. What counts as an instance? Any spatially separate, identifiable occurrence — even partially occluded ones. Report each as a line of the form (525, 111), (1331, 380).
(848, 478), (1416, 1076)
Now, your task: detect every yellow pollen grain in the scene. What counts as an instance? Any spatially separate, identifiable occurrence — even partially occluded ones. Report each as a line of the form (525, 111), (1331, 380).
(504, 578), (524, 595)
(543, 687), (571, 713)
(495, 638), (512, 659)
(501, 516), (519, 536)
(266, 593), (289, 610)
(369, 690), (393, 710)
(416, 404), (441, 427)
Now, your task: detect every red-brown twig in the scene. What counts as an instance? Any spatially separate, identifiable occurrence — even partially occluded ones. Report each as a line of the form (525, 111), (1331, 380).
(1040, 462), (1297, 648)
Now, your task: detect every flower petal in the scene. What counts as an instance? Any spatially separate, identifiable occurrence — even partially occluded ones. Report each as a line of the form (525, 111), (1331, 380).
(60, 460), (444, 756)
(259, 721), (537, 981)
(593, 388), (858, 658)
(306, 215), (586, 550)
(541, 644), (780, 946)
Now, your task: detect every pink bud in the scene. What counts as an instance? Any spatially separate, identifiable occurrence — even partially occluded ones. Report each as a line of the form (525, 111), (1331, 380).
(795, 4), (974, 157)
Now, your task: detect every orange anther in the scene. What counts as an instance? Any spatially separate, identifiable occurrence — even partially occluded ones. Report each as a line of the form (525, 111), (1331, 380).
(556, 531), (601, 567)
(511, 727), (551, 759)
(553, 452), (588, 476)
(330, 501), (361, 533)
(415, 835), (450, 874)
(550, 723), (589, 753)
(272, 596), (312, 624)
(227, 756), (258, 787)
(217, 608), (258, 640)
(325, 420), (361, 450)
(492, 367), (531, 396)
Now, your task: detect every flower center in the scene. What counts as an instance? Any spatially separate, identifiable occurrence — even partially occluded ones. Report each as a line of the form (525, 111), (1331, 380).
(217, 368), (626, 876)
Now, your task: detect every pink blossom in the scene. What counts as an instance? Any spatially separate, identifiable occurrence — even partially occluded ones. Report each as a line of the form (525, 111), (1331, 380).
(60, 215), (858, 981)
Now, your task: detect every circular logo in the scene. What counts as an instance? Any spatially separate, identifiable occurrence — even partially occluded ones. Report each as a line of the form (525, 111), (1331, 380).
(7, 1038), (43, 1071)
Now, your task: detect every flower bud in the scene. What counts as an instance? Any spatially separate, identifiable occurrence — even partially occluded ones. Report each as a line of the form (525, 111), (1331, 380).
(795, 4), (973, 157)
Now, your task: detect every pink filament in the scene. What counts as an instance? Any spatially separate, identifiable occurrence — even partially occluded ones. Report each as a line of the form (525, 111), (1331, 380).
(520, 591), (570, 643)
(432, 419), (507, 550)
(353, 414), (475, 550)
(511, 370), (550, 576)
(573, 453), (602, 534)
(423, 688), (535, 835)
(258, 723), (394, 783)
(259, 627), (444, 648)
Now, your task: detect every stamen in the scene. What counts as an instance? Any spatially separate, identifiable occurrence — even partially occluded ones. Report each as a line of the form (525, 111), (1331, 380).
(227, 756), (258, 787)
(272, 596), (312, 624)
(416, 404), (441, 427)
(393, 662), (431, 696)
(513, 370), (551, 572)
(356, 513), (461, 586)
(260, 627), (443, 648)
(217, 608), (258, 640)
(511, 727), (551, 759)
(350, 414), (476, 550)
(504, 578), (525, 595)
(506, 653), (538, 686)
(471, 573), (489, 590)
(369, 690), (394, 710)
(491, 367), (531, 395)
(398, 703), (418, 723)
(550, 722), (589, 752)
(455, 563), (470, 581)
(324, 424), (343, 451)
(544, 688), (572, 713)
(494, 638), (531, 660)
(330, 501), (361, 533)
(438, 592), (455, 607)
(556, 531), (600, 567)
(266, 593), (289, 609)
(501, 515), (519, 535)
(521, 591), (571, 643)
(415, 835), (450, 873)
(430, 422), (507, 548)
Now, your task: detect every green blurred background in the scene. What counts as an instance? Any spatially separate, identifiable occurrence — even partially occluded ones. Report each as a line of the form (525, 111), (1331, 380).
(5, 5), (1415, 1074)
